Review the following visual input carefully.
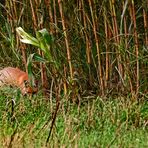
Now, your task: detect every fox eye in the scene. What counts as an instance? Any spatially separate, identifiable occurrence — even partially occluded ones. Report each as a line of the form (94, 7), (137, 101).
(24, 80), (29, 87)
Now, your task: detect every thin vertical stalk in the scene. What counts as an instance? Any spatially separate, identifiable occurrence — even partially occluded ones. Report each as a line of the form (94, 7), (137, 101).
(82, 0), (91, 64)
(143, 9), (148, 46)
(53, 0), (58, 34)
(110, 0), (120, 43)
(38, 0), (49, 95)
(58, 0), (73, 79)
(124, 16), (128, 48)
(29, 0), (37, 29)
(88, 0), (104, 95)
(110, 0), (123, 81)
(45, 0), (54, 34)
(121, 0), (128, 49)
(63, 64), (67, 94)
(123, 10), (134, 95)
(12, 0), (17, 21)
(103, 10), (109, 88)
(81, 0), (92, 86)
(7, 0), (14, 32)
(131, 0), (139, 96)
(20, 43), (27, 72)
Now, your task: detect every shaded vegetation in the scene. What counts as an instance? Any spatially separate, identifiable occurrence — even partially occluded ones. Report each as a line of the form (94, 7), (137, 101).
(0, 0), (148, 147)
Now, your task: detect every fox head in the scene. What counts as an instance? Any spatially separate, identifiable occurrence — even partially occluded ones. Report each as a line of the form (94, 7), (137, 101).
(0, 67), (38, 95)
(20, 79), (38, 95)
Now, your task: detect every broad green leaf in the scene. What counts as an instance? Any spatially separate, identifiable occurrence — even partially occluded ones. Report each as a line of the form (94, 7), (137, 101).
(36, 30), (53, 61)
(16, 27), (39, 47)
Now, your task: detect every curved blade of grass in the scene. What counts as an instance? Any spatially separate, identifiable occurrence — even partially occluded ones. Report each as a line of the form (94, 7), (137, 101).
(33, 53), (46, 63)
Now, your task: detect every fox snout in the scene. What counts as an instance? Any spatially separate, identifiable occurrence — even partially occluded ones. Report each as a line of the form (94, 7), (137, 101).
(22, 80), (38, 95)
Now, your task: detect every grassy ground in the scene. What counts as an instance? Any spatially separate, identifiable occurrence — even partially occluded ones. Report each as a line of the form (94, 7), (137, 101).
(0, 89), (148, 147)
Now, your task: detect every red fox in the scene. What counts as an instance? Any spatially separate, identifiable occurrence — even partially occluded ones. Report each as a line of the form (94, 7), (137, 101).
(0, 67), (38, 95)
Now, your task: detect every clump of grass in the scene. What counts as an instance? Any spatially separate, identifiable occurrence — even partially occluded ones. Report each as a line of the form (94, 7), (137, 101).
(0, 90), (148, 147)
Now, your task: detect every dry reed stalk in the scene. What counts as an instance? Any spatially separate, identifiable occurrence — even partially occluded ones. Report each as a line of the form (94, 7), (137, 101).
(122, 0), (128, 49)
(122, 6), (134, 96)
(81, 0), (92, 86)
(121, 1), (131, 94)
(130, 0), (139, 97)
(53, 0), (58, 35)
(124, 16), (128, 49)
(58, 0), (73, 79)
(20, 43), (27, 72)
(12, 0), (17, 21)
(29, 0), (37, 29)
(82, 0), (91, 65)
(110, 0), (123, 82)
(143, 9), (148, 46)
(103, 11), (109, 88)
(88, 0), (104, 95)
(45, 0), (54, 34)
(63, 64), (67, 94)
(110, 0), (120, 43)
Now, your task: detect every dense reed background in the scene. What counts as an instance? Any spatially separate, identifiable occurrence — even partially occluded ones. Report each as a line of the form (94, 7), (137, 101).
(0, 0), (148, 99)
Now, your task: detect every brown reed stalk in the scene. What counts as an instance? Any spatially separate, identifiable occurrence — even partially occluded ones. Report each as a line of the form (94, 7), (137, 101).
(53, 0), (58, 35)
(143, 8), (148, 46)
(103, 10), (109, 89)
(29, 0), (37, 29)
(12, 0), (17, 21)
(88, 0), (104, 95)
(123, 16), (128, 49)
(58, 0), (73, 79)
(123, 7), (134, 96)
(20, 43), (27, 71)
(110, 0), (120, 43)
(45, 0), (54, 34)
(109, 0), (123, 82)
(81, 0), (92, 86)
(82, 0), (91, 65)
(130, 0), (139, 97)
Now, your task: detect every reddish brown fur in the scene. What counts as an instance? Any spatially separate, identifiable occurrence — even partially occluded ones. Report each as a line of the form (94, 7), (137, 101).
(0, 67), (38, 95)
